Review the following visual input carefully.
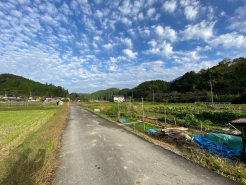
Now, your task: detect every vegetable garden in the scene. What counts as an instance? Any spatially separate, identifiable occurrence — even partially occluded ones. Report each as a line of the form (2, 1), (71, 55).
(78, 101), (246, 184)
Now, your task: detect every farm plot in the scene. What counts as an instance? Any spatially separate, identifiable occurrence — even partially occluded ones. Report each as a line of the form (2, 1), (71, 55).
(0, 109), (57, 161)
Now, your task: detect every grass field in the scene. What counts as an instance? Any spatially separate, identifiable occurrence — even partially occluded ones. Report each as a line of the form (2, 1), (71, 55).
(0, 105), (70, 184)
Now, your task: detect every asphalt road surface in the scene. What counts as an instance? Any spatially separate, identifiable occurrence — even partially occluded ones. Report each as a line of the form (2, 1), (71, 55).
(53, 103), (240, 185)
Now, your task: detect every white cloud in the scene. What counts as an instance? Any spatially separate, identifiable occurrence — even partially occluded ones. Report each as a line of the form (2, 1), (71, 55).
(109, 57), (117, 63)
(184, 5), (199, 21)
(180, 0), (200, 21)
(121, 38), (133, 48)
(148, 39), (157, 47)
(93, 36), (101, 41)
(227, 5), (246, 33)
(95, 9), (103, 19)
(147, 8), (155, 17)
(209, 32), (246, 49)
(121, 17), (132, 25)
(123, 49), (138, 58)
(181, 21), (215, 40)
(145, 40), (173, 57)
(160, 41), (173, 57)
(103, 43), (114, 49)
(163, 0), (177, 13)
(10, 10), (22, 18)
(46, 2), (58, 15)
(155, 25), (177, 42)
(118, 0), (132, 15)
(138, 12), (144, 20)
(59, 2), (72, 16)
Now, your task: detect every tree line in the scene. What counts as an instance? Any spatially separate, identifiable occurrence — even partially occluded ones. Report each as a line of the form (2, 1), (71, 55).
(0, 73), (68, 98)
(81, 57), (246, 103)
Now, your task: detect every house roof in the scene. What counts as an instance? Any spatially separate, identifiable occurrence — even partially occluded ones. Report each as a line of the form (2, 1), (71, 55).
(230, 118), (246, 124)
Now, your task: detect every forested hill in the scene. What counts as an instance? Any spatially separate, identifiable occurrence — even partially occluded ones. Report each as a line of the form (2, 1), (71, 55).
(0, 73), (68, 97)
(171, 57), (246, 94)
(84, 57), (246, 103)
(86, 88), (120, 100)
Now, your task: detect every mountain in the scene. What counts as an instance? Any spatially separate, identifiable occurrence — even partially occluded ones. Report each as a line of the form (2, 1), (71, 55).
(86, 88), (120, 101)
(170, 57), (246, 94)
(85, 57), (246, 103)
(0, 73), (68, 97)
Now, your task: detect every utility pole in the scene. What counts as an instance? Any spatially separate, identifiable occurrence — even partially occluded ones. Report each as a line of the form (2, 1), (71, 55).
(153, 90), (154, 104)
(132, 91), (133, 100)
(130, 96), (132, 118)
(164, 105), (166, 123)
(142, 97), (145, 131)
(118, 99), (120, 119)
(210, 80), (213, 104)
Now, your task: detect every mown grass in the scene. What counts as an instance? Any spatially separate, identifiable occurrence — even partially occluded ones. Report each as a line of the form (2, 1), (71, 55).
(0, 104), (70, 185)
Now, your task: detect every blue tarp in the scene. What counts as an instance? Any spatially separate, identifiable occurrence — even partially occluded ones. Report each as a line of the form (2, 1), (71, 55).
(118, 117), (128, 123)
(146, 129), (157, 133)
(193, 135), (243, 158)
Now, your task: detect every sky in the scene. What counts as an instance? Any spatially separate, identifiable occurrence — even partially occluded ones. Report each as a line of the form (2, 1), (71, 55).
(0, 0), (246, 93)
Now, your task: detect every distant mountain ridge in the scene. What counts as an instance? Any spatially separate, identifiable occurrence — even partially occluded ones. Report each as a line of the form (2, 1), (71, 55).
(0, 73), (68, 97)
(1, 57), (246, 103)
(85, 57), (246, 103)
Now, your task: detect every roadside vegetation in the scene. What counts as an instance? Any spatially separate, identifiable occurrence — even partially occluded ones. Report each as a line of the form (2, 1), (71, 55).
(77, 101), (246, 184)
(0, 103), (69, 185)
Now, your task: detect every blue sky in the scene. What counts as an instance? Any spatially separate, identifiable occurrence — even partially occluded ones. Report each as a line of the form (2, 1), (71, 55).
(0, 0), (246, 93)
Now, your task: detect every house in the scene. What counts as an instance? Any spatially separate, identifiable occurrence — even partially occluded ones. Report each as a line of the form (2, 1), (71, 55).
(112, 95), (125, 102)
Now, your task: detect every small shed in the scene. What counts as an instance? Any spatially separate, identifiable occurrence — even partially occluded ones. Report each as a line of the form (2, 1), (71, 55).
(230, 118), (246, 162)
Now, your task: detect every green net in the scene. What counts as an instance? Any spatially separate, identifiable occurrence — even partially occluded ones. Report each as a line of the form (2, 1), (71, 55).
(204, 132), (242, 150)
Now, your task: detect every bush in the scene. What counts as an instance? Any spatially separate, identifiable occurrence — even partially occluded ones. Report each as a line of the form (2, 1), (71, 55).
(184, 113), (200, 126)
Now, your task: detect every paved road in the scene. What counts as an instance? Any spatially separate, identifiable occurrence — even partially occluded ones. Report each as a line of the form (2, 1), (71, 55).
(54, 104), (240, 185)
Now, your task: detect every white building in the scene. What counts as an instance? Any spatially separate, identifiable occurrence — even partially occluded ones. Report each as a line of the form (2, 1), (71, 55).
(112, 95), (125, 102)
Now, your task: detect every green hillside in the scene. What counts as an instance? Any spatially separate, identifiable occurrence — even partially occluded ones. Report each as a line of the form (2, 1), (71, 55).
(86, 88), (120, 101)
(84, 57), (246, 103)
(171, 57), (246, 94)
(0, 73), (68, 97)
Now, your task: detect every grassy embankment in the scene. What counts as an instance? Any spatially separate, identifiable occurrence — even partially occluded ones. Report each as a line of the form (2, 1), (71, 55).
(0, 103), (70, 185)
(78, 101), (246, 184)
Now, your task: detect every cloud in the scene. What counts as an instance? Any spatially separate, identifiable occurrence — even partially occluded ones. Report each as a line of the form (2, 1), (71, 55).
(227, 5), (246, 33)
(184, 5), (199, 20)
(123, 49), (138, 58)
(103, 43), (114, 49)
(121, 38), (133, 48)
(155, 25), (177, 42)
(145, 40), (173, 57)
(163, 0), (177, 13)
(121, 17), (132, 25)
(209, 32), (246, 49)
(180, 21), (215, 40)
(147, 8), (155, 17)
(180, 0), (200, 21)
(10, 10), (22, 18)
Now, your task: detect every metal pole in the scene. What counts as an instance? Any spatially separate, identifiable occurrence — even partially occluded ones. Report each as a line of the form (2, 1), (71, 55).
(142, 97), (145, 131)
(164, 105), (166, 123)
(153, 90), (154, 104)
(118, 99), (120, 119)
(210, 80), (213, 104)
(130, 96), (132, 118)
